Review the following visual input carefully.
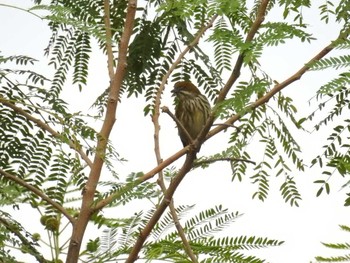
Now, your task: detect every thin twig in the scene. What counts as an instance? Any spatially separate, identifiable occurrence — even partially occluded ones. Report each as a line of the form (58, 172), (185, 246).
(126, 152), (197, 263)
(1, 4), (43, 20)
(208, 29), (349, 139)
(0, 98), (93, 168)
(216, 0), (269, 104)
(103, 0), (115, 80)
(126, 14), (217, 263)
(194, 157), (256, 168)
(153, 14), (218, 130)
(150, 13), (218, 158)
(211, 123), (240, 130)
(0, 215), (48, 263)
(161, 106), (193, 145)
(0, 168), (74, 224)
(157, 178), (199, 263)
(193, 0), (270, 158)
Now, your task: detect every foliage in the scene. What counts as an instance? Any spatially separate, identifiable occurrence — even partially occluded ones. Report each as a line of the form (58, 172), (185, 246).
(86, 205), (283, 263)
(0, 0), (349, 262)
(314, 225), (350, 262)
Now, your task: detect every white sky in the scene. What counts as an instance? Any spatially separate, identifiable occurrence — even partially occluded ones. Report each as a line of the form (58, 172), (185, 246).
(1, 1), (349, 263)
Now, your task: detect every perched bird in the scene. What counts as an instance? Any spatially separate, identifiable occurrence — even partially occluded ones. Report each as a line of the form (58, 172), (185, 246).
(172, 81), (211, 150)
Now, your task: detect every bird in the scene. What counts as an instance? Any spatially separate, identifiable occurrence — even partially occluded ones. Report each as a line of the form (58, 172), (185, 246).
(171, 81), (211, 151)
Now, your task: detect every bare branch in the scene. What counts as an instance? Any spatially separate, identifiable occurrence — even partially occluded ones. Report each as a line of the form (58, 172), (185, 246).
(126, 152), (196, 263)
(154, 14), (218, 113)
(0, 168), (74, 224)
(211, 123), (240, 130)
(0, 98), (93, 168)
(157, 177), (199, 263)
(161, 106), (193, 145)
(103, 0), (115, 80)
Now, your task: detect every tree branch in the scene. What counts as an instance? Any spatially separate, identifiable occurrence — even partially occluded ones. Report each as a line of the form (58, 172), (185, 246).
(216, 0), (269, 103)
(103, 0), (115, 80)
(66, 1), (138, 262)
(208, 30), (347, 139)
(126, 152), (197, 263)
(0, 168), (74, 224)
(157, 178), (199, 263)
(161, 106), (193, 145)
(0, 98), (93, 168)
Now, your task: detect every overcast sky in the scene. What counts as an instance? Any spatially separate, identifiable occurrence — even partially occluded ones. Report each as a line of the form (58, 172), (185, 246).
(1, 1), (349, 262)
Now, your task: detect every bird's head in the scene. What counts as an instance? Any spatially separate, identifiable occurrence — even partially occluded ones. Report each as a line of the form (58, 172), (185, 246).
(171, 81), (201, 100)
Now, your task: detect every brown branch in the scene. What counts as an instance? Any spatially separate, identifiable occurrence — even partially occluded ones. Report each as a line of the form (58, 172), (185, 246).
(192, 0), (269, 159)
(211, 123), (240, 130)
(0, 168), (74, 224)
(103, 0), (115, 80)
(92, 147), (188, 212)
(157, 178), (199, 263)
(216, 0), (269, 103)
(66, 1), (138, 262)
(161, 106), (193, 145)
(207, 32), (345, 139)
(126, 152), (197, 263)
(0, 98), (93, 168)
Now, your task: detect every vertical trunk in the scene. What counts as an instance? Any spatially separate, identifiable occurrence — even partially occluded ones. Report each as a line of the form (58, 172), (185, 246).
(64, 1), (137, 262)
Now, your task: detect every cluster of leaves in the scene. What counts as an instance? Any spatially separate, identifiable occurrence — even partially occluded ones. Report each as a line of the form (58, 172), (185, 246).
(306, 27), (350, 203)
(213, 89), (304, 206)
(0, 51), (98, 260)
(314, 225), (350, 262)
(85, 205), (283, 263)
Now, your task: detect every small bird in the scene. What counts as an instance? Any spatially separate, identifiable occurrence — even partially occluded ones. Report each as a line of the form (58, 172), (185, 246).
(172, 81), (211, 150)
